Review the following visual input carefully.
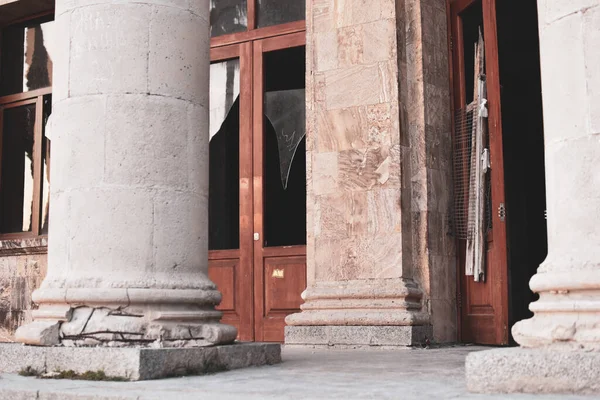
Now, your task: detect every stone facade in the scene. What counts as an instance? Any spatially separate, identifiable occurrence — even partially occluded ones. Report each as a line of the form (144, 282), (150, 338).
(0, 240), (47, 342)
(285, 0), (455, 345)
(0, 0), (598, 392)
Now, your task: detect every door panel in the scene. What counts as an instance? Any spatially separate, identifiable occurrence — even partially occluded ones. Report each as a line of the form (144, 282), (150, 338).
(253, 34), (307, 342)
(450, 0), (509, 345)
(208, 43), (254, 342)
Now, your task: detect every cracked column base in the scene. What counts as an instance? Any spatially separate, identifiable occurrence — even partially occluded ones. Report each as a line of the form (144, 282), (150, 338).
(16, 287), (238, 347)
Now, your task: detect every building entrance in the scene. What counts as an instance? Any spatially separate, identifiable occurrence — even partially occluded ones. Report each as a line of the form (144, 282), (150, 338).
(207, 3), (307, 342)
(449, 0), (547, 344)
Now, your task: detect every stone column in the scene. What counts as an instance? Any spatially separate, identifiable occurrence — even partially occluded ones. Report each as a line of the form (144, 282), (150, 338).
(15, 0), (237, 347)
(285, 0), (454, 347)
(467, 0), (600, 393)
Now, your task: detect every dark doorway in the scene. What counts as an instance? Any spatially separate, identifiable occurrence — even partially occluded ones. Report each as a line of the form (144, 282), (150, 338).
(496, 0), (547, 340)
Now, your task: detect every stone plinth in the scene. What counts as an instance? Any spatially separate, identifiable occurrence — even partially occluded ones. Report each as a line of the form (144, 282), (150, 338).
(466, 348), (600, 394)
(0, 343), (280, 381)
(285, 325), (431, 348)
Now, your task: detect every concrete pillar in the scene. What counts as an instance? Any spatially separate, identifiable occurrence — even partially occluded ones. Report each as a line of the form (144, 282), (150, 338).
(15, 0), (237, 347)
(285, 0), (455, 347)
(466, 0), (600, 393)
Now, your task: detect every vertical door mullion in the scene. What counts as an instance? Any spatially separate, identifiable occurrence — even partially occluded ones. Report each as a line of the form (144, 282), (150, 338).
(252, 39), (265, 341)
(238, 41), (255, 341)
(31, 95), (44, 236)
(248, 0), (256, 30)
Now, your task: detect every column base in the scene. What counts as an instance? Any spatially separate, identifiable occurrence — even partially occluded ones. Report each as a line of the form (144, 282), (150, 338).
(466, 347), (600, 394)
(0, 342), (280, 381)
(15, 288), (238, 347)
(285, 325), (432, 347)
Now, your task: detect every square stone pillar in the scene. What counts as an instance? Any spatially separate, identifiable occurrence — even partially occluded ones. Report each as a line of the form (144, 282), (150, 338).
(285, 0), (455, 347)
(466, 0), (600, 394)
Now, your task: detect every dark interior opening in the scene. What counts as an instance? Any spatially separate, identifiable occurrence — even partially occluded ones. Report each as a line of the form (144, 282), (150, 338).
(496, 0), (548, 341)
(263, 46), (306, 248)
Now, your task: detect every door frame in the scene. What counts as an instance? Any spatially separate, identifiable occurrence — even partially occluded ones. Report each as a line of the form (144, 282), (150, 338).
(448, 0), (510, 345)
(209, 28), (307, 342)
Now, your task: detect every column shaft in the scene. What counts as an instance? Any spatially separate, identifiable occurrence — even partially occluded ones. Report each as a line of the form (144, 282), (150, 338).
(15, 0), (237, 346)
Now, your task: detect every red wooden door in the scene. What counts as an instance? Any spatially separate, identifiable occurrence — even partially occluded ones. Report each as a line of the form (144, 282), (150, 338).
(208, 43), (255, 341)
(450, 0), (509, 345)
(252, 33), (307, 342)
(208, 32), (307, 343)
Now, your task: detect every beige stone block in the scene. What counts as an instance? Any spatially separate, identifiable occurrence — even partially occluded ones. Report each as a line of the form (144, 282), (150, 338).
(149, 7), (209, 106)
(67, 188), (154, 282)
(539, 11), (589, 144)
(50, 96), (106, 192)
(584, 6), (600, 134)
(314, 234), (403, 281)
(187, 103), (210, 195)
(69, 4), (150, 96)
(153, 191), (207, 276)
(312, 152), (339, 195)
(104, 95), (190, 189)
(366, 103), (393, 146)
(337, 25), (363, 67)
(314, 31), (338, 72)
(324, 62), (392, 109)
(316, 107), (367, 152)
(51, 12), (70, 102)
(312, 0), (335, 33)
(334, 0), (382, 28)
(362, 19), (396, 64)
(367, 188), (401, 235)
(338, 146), (400, 192)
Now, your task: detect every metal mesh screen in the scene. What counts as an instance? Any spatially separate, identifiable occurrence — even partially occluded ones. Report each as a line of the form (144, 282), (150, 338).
(452, 106), (492, 240)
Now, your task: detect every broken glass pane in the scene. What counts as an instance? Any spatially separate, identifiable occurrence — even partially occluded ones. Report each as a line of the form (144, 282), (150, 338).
(264, 89), (305, 189)
(210, 59), (240, 141)
(0, 103), (36, 233)
(257, 0), (305, 28)
(210, 0), (248, 38)
(209, 59), (241, 251)
(263, 46), (306, 248)
(0, 18), (55, 96)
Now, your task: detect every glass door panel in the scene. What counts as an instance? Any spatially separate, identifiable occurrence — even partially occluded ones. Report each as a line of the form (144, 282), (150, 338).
(262, 46), (306, 248)
(209, 58), (241, 251)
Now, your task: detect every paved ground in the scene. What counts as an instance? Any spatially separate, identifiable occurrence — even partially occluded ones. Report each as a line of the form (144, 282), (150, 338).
(0, 345), (596, 399)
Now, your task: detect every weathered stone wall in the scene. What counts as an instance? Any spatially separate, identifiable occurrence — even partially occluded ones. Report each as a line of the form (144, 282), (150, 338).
(396, 0), (456, 342)
(288, 0), (456, 344)
(0, 240), (47, 342)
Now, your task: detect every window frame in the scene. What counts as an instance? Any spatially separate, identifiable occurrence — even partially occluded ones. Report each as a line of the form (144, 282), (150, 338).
(210, 0), (305, 49)
(0, 13), (53, 240)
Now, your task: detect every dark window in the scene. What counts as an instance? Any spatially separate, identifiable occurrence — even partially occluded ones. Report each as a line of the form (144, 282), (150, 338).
(263, 46), (306, 247)
(0, 16), (53, 237)
(257, 0), (305, 28)
(210, 0), (248, 38)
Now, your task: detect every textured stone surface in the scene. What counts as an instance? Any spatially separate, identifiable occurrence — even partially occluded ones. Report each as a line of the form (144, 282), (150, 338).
(466, 347), (600, 394)
(290, 0), (455, 345)
(509, 0), (600, 352)
(14, 0), (237, 346)
(0, 346), (591, 399)
(285, 325), (432, 347)
(0, 250), (47, 343)
(0, 342), (281, 380)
